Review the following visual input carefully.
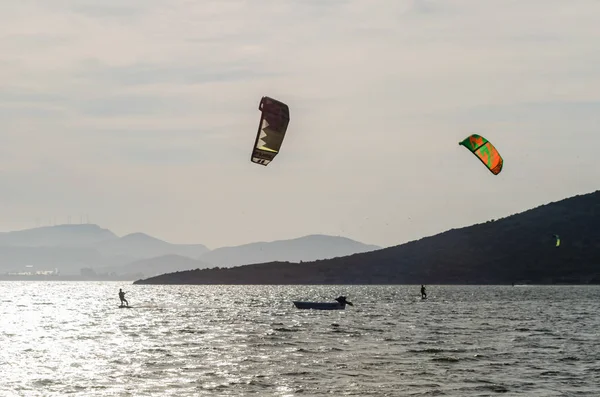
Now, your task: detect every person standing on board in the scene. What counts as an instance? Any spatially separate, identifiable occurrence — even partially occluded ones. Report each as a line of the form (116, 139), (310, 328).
(420, 285), (427, 299)
(119, 288), (129, 307)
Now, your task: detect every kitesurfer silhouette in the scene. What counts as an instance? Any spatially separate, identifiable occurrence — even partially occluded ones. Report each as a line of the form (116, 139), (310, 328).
(119, 288), (129, 307)
(420, 285), (427, 299)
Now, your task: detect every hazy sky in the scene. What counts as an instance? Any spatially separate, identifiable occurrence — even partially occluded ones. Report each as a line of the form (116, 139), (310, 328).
(1, 0), (599, 249)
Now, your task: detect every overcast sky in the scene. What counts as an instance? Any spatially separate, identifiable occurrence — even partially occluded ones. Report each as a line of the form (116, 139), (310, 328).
(1, 0), (599, 249)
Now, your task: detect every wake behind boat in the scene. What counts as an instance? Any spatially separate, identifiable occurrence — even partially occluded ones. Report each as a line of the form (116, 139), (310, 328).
(292, 296), (353, 310)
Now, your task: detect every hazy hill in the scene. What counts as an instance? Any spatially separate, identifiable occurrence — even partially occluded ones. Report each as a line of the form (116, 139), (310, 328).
(0, 224), (116, 247)
(92, 232), (209, 260)
(134, 190), (600, 285)
(0, 245), (128, 274)
(94, 254), (211, 279)
(0, 226), (210, 276)
(199, 234), (380, 267)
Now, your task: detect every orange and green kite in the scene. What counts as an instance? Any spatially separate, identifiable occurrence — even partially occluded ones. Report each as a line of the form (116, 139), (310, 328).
(459, 134), (503, 175)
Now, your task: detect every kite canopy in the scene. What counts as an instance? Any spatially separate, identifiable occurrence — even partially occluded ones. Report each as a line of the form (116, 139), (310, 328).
(459, 134), (504, 175)
(251, 96), (290, 166)
(553, 234), (561, 247)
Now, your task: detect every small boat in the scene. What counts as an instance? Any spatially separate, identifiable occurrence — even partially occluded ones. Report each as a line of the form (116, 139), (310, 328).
(292, 296), (353, 310)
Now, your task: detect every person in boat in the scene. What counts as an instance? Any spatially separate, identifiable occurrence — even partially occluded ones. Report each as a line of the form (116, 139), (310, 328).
(335, 296), (353, 306)
(119, 288), (129, 306)
(420, 285), (427, 299)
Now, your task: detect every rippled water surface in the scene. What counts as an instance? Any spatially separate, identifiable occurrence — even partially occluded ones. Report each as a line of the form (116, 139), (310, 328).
(1, 282), (599, 396)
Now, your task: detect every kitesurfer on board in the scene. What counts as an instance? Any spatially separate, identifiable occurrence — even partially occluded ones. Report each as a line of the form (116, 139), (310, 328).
(420, 285), (427, 299)
(119, 288), (129, 307)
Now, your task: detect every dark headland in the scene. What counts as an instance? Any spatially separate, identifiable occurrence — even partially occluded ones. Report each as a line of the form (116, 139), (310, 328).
(134, 190), (600, 285)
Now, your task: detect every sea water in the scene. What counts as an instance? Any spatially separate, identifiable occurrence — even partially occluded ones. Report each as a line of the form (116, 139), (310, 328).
(1, 282), (598, 396)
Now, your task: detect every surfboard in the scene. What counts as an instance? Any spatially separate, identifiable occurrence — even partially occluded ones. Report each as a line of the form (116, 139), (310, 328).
(118, 305), (133, 308)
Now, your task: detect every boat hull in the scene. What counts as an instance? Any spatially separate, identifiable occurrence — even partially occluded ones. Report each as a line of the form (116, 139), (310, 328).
(292, 301), (346, 310)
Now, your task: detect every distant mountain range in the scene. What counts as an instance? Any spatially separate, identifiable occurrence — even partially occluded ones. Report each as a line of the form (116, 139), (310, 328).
(93, 232), (209, 262)
(200, 235), (380, 267)
(134, 190), (600, 286)
(0, 224), (380, 280)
